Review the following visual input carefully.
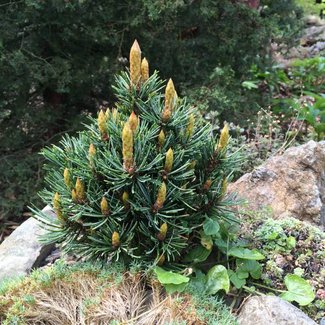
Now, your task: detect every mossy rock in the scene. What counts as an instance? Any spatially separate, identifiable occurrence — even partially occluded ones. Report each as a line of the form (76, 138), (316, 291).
(239, 214), (325, 321)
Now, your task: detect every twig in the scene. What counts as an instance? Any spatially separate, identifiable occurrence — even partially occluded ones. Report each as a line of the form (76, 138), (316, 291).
(250, 282), (286, 293)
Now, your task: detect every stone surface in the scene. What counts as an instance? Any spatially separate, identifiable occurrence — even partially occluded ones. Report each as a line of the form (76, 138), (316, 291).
(306, 15), (325, 27)
(229, 141), (325, 228)
(0, 206), (55, 282)
(237, 295), (317, 325)
(273, 20), (325, 66)
(303, 25), (325, 45)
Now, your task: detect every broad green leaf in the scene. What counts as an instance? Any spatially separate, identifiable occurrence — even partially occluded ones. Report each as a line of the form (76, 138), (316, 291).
(154, 267), (189, 285)
(228, 247), (265, 260)
(237, 270), (249, 279)
(250, 266), (262, 279)
(205, 265), (230, 294)
(228, 270), (246, 289)
(280, 274), (315, 306)
(190, 270), (207, 293)
(242, 81), (258, 89)
(182, 245), (212, 263)
(201, 232), (213, 250)
(203, 217), (220, 236)
(236, 259), (262, 280)
(214, 238), (229, 254)
(165, 282), (188, 294)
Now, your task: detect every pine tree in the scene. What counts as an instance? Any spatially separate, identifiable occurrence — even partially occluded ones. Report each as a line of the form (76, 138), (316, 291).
(33, 41), (238, 265)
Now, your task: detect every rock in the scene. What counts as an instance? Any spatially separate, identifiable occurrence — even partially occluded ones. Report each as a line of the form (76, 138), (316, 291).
(229, 141), (325, 229)
(303, 25), (325, 45)
(0, 206), (55, 283)
(305, 15), (325, 27)
(41, 247), (61, 266)
(237, 295), (317, 325)
(310, 41), (325, 55)
(274, 23), (325, 65)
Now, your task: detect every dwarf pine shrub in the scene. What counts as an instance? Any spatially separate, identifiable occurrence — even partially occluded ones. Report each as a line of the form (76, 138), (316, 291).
(33, 41), (238, 265)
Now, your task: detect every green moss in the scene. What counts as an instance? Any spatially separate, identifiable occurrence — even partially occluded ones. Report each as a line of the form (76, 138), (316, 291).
(193, 295), (237, 325)
(240, 215), (325, 321)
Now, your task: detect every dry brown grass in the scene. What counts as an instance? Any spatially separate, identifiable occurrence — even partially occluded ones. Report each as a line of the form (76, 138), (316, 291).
(1, 270), (201, 325)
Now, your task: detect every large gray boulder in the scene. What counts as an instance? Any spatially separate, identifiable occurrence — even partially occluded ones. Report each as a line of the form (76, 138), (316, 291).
(0, 206), (55, 282)
(237, 296), (317, 325)
(229, 141), (325, 229)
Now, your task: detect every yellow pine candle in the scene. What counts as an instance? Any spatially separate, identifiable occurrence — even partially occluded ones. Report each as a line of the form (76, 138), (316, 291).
(164, 148), (174, 173)
(122, 122), (134, 171)
(157, 223), (168, 241)
(128, 111), (139, 133)
(112, 231), (120, 248)
(75, 177), (86, 202)
(100, 197), (110, 216)
(130, 40), (141, 86)
(155, 182), (166, 210)
(218, 123), (229, 150)
(141, 57), (149, 81)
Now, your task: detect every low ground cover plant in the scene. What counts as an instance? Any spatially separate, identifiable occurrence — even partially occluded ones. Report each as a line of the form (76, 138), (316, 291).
(223, 56), (325, 180)
(245, 57), (325, 141)
(239, 213), (324, 321)
(0, 261), (237, 325)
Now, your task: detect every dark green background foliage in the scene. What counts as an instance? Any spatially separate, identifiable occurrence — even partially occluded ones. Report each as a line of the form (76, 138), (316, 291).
(0, 0), (302, 230)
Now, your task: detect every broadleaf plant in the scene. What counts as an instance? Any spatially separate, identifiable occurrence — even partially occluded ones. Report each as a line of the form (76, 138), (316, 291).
(280, 274), (315, 306)
(32, 40), (238, 266)
(205, 265), (230, 295)
(153, 266), (189, 293)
